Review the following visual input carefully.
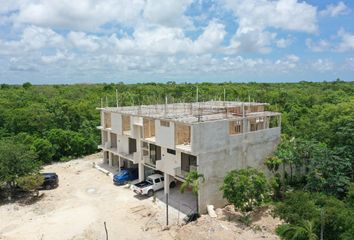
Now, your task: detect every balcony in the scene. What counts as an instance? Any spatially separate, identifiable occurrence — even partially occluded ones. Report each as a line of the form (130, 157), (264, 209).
(98, 142), (110, 150)
(174, 165), (197, 180)
(155, 159), (164, 171)
(143, 156), (157, 169)
(119, 151), (134, 161)
(176, 143), (191, 152)
(133, 152), (140, 164)
(108, 147), (118, 154)
(144, 136), (156, 143)
(123, 130), (131, 136)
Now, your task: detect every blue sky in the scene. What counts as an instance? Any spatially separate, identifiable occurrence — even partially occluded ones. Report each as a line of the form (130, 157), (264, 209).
(0, 0), (353, 84)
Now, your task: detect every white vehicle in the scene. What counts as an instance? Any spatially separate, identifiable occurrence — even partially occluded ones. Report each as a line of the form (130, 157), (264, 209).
(131, 174), (176, 196)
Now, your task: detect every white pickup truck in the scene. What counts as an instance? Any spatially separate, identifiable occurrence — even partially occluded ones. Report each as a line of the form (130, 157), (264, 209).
(131, 174), (176, 196)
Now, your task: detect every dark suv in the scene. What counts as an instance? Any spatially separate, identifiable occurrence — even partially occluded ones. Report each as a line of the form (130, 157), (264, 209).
(41, 173), (59, 190)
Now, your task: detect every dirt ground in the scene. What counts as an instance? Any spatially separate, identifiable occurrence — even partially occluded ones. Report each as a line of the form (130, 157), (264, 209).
(0, 154), (177, 240)
(176, 205), (282, 240)
(0, 154), (281, 240)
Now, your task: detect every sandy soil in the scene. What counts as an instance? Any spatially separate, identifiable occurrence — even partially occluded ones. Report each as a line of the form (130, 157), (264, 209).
(0, 154), (281, 240)
(0, 154), (176, 240)
(176, 205), (282, 240)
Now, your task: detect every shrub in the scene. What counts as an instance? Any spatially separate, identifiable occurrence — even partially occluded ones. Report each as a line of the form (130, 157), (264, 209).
(31, 138), (55, 164)
(221, 167), (269, 224)
(274, 191), (354, 240)
(17, 174), (44, 196)
(276, 220), (318, 240)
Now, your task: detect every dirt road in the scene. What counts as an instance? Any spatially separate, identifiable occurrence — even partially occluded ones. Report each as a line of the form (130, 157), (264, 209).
(0, 154), (280, 240)
(0, 154), (176, 240)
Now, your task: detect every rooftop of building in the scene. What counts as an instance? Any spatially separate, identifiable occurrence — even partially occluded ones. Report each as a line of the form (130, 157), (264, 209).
(98, 101), (280, 124)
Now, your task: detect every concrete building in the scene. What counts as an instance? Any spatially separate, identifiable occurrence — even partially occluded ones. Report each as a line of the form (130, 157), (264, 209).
(97, 100), (281, 213)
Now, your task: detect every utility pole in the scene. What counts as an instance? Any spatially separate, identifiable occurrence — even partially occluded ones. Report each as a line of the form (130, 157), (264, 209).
(115, 89), (119, 108)
(196, 86), (199, 102)
(166, 193), (169, 226)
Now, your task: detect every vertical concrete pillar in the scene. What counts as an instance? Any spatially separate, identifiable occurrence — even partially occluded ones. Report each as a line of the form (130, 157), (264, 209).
(118, 156), (121, 173)
(107, 131), (111, 148)
(164, 173), (170, 195)
(109, 152), (112, 167)
(138, 163), (144, 182)
(103, 151), (108, 164)
(242, 118), (248, 133)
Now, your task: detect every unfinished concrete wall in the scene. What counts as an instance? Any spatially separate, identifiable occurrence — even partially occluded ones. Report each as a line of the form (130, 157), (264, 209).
(175, 124), (191, 145)
(197, 120), (280, 213)
(110, 132), (117, 148)
(122, 115), (131, 133)
(156, 120), (175, 149)
(100, 111), (104, 126)
(104, 112), (112, 128)
(159, 147), (181, 176)
(111, 113), (122, 134)
(143, 118), (155, 138)
(117, 135), (130, 154)
(131, 116), (142, 139)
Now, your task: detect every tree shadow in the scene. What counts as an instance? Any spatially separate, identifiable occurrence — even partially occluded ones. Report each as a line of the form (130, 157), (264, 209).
(0, 191), (45, 206)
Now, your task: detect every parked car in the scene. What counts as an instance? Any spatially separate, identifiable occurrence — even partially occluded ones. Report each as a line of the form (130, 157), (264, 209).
(41, 173), (59, 190)
(131, 174), (176, 197)
(113, 168), (138, 185)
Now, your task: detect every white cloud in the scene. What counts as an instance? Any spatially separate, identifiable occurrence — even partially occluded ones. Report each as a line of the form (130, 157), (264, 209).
(306, 29), (354, 53)
(15, 0), (145, 31)
(41, 51), (74, 64)
(68, 32), (100, 52)
(336, 29), (354, 52)
(143, 0), (193, 28)
(224, 0), (317, 53)
(274, 55), (300, 72)
(311, 59), (335, 72)
(306, 38), (331, 52)
(320, 1), (350, 17)
(192, 21), (226, 53)
(109, 21), (226, 56)
(276, 37), (293, 48)
(0, 25), (64, 54)
(343, 58), (354, 70)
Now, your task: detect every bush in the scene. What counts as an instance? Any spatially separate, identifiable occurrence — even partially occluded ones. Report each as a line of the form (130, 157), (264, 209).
(31, 138), (55, 164)
(221, 167), (269, 223)
(276, 220), (318, 240)
(274, 191), (354, 240)
(17, 174), (44, 195)
(273, 191), (320, 225)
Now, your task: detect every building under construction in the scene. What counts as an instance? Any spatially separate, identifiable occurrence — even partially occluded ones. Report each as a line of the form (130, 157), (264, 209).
(97, 100), (281, 212)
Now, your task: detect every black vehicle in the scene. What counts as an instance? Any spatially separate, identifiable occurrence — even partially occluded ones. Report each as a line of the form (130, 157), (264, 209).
(41, 173), (59, 190)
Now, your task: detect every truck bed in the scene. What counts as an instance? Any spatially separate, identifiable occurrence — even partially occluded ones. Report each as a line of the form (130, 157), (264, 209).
(134, 181), (152, 188)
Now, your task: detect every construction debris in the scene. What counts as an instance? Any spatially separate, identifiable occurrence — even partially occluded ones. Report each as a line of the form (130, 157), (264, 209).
(207, 205), (217, 218)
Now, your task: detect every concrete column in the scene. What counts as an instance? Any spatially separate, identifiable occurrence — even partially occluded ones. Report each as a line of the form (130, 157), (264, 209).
(138, 163), (144, 182)
(103, 151), (108, 164)
(164, 173), (170, 195)
(118, 156), (121, 173)
(107, 131), (111, 148)
(109, 152), (112, 167)
(242, 118), (248, 133)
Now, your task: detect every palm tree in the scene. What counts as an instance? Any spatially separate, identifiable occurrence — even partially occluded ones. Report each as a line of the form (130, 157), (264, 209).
(277, 220), (318, 240)
(180, 170), (205, 215)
